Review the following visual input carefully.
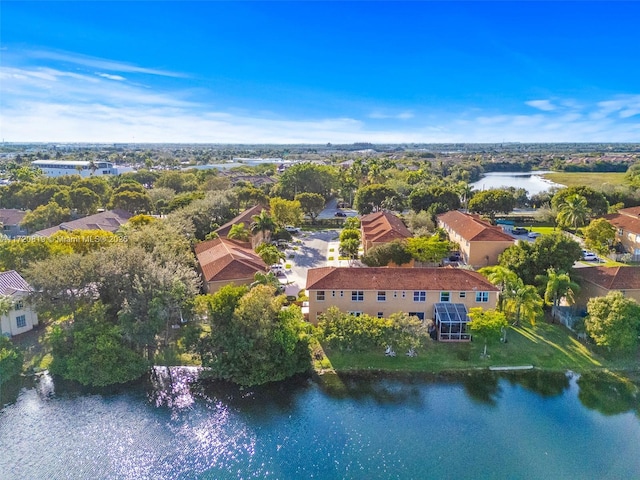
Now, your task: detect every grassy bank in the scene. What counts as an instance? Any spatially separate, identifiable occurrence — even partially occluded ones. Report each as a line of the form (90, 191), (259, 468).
(321, 321), (639, 374)
(542, 172), (628, 188)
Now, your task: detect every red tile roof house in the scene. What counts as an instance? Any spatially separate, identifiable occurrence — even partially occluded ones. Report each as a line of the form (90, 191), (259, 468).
(306, 267), (499, 341)
(360, 211), (413, 255)
(32, 209), (133, 237)
(214, 205), (268, 249)
(437, 211), (515, 268)
(573, 266), (640, 310)
(195, 237), (267, 293)
(0, 270), (39, 337)
(603, 206), (640, 262)
(0, 209), (29, 238)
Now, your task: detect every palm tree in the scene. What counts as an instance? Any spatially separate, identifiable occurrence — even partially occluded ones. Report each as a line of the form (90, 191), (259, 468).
(556, 194), (590, 230)
(251, 211), (276, 242)
(537, 268), (580, 309)
(504, 279), (543, 326)
(478, 266), (519, 312)
(227, 223), (251, 242)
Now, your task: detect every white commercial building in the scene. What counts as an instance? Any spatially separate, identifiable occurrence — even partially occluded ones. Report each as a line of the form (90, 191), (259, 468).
(32, 160), (117, 178)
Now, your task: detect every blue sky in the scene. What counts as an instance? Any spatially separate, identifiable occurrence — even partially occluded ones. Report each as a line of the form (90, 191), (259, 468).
(1, 1), (639, 143)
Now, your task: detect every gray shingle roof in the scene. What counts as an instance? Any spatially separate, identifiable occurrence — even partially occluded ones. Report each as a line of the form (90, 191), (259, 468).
(0, 270), (33, 295)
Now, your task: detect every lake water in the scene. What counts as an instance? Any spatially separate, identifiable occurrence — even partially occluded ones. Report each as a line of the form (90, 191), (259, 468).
(1, 369), (639, 479)
(471, 171), (564, 196)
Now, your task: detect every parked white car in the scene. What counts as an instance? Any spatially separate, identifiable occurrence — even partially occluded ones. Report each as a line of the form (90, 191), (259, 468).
(284, 226), (301, 234)
(528, 231), (541, 238)
(270, 264), (286, 276)
(582, 251), (598, 261)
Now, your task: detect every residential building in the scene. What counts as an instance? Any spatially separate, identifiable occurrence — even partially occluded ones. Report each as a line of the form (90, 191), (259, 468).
(195, 237), (267, 293)
(32, 209), (133, 237)
(0, 209), (28, 238)
(437, 210), (515, 268)
(360, 211), (412, 254)
(215, 205), (269, 249)
(0, 270), (39, 337)
(306, 267), (499, 341)
(573, 266), (640, 309)
(603, 206), (640, 261)
(32, 160), (117, 178)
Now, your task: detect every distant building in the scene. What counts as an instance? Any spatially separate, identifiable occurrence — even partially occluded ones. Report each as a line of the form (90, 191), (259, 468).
(437, 211), (515, 268)
(32, 209), (133, 237)
(0, 209), (28, 238)
(32, 160), (117, 178)
(0, 270), (39, 337)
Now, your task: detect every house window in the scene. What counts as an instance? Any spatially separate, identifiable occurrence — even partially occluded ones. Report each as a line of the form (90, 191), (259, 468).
(409, 312), (425, 320)
(352, 291), (364, 302)
(348, 311), (363, 317)
(16, 315), (26, 328)
(459, 292), (466, 299)
(413, 291), (426, 302)
(377, 291), (386, 302)
(377, 312), (384, 318)
(440, 292), (450, 302)
(316, 291), (325, 301)
(14, 301), (24, 310)
(476, 291), (489, 303)
(618, 228), (623, 235)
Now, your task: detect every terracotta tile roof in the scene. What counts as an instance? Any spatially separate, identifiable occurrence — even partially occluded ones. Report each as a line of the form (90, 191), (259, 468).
(604, 209), (640, 235)
(306, 267), (499, 291)
(195, 237), (266, 282)
(33, 209), (133, 237)
(360, 211), (412, 244)
(0, 209), (26, 226)
(215, 205), (266, 238)
(575, 266), (640, 291)
(437, 211), (515, 242)
(0, 270), (33, 295)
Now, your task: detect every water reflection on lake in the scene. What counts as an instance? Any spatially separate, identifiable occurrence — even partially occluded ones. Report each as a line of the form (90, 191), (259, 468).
(471, 171), (564, 196)
(1, 369), (639, 479)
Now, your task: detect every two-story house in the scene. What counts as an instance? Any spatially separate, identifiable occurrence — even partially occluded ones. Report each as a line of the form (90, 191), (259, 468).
(360, 211), (412, 255)
(306, 267), (499, 341)
(0, 270), (39, 337)
(603, 206), (640, 261)
(437, 210), (515, 268)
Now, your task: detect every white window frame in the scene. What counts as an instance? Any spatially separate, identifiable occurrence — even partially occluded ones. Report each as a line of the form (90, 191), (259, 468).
(475, 291), (489, 303)
(316, 291), (325, 301)
(377, 291), (386, 302)
(16, 315), (26, 328)
(413, 291), (426, 302)
(440, 292), (451, 302)
(352, 291), (364, 302)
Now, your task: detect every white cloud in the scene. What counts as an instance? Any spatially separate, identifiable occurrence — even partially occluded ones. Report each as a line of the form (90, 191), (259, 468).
(24, 49), (186, 78)
(369, 111), (415, 120)
(96, 73), (126, 81)
(525, 99), (557, 111)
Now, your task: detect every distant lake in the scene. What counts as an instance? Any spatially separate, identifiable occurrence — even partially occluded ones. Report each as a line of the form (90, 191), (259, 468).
(471, 171), (564, 196)
(2, 369), (639, 479)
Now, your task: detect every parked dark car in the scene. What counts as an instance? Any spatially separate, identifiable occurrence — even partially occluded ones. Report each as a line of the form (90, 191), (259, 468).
(448, 252), (461, 262)
(512, 227), (528, 235)
(335, 211), (347, 217)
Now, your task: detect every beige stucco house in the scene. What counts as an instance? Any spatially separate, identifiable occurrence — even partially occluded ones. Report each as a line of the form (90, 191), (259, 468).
(0, 270), (39, 337)
(194, 237), (267, 293)
(603, 206), (640, 261)
(573, 266), (640, 309)
(306, 267), (499, 341)
(437, 211), (515, 268)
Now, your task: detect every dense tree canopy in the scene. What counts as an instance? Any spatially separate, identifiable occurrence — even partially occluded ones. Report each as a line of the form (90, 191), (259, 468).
(270, 197), (303, 227)
(551, 186), (609, 218)
(274, 163), (337, 199)
(468, 189), (516, 222)
(295, 192), (325, 222)
(361, 240), (412, 267)
(0, 336), (23, 385)
(584, 218), (616, 256)
(585, 291), (640, 353)
(353, 184), (398, 214)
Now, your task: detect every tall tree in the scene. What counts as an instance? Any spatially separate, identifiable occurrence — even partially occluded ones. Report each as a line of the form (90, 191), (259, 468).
(468, 189), (516, 223)
(269, 197), (303, 227)
(583, 218), (616, 256)
(585, 291), (640, 353)
(20, 201), (71, 232)
(353, 184), (397, 214)
(556, 194), (589, 230)
(551, 186), (609, 218)
(251, 210), (277, 241)
(274, 163), (337, 199)
(227, 222), (251, 242)
(478, 265), (519, 312)
(295, 192), (325, 223)
(503, 279), (543, 326)
(536, 268), (580, 308)
(406, 236), (451, 263)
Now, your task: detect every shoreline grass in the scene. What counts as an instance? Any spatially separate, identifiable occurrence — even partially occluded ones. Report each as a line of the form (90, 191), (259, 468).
(321, 321), (639, 375)
(542, 172), (628, 188)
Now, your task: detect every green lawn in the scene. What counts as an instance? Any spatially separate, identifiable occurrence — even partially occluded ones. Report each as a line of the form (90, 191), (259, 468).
(322, 322), (637, 374)
(542, 172), (628, 188)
